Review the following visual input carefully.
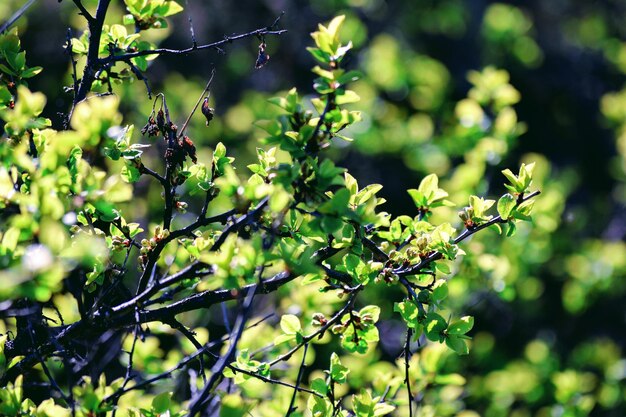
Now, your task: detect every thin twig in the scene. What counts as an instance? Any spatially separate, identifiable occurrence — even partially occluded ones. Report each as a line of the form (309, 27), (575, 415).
(102, 28), (287, 64)
(404, 327), (414, 417)
(185, 0), (197, 48)
(0, 0), (37, 34)
(395, 190), (541, 277)
(267, 288), (361, 367)
(188, 285), (257, 416)
(71, 0), (94, 22)
(179, 68), (216, 137)
(286, 343), (309, 417)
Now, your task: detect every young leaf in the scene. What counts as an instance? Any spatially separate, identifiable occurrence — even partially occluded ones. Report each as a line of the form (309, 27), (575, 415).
(280, 314), (301, 335)
(447, 316), (474, 335)
(497, 193), (516, 219)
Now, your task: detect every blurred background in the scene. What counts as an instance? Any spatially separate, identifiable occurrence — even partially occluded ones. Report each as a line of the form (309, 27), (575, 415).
(3, 0), (626, 415)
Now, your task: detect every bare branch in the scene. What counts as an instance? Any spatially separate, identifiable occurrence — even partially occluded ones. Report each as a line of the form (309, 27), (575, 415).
(0, 0), (37, 34)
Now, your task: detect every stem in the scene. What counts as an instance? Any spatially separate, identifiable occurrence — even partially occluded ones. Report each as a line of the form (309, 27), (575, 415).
(72, 0), (111, 105)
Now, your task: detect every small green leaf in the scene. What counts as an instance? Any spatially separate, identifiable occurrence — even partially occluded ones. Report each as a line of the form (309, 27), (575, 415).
(152, 392), (171, 414)
(445, 335), (469, 355)
(280, 314), (301, 334)
(359, 305), (381, 323)
(506, 221), (517, 237)
(326, 15), (346, 39)
(310, 378), (328, 395)
(2, 227), (20, 252)
(329, 352), (349, 383)
(121, 164), (141, 183)
(497, 193), (516, 219)
(418, 174), (439, 199)
(447, 316), (474, 335)
(501, 168), (521, 189)
(214, 142), (226, 159)
(307, 47), (331, 64)
(373, 402), (396, 416)
(394, 301), (419, 328)
(21, 66), (43, 78)
(434, 373), (466, 385)
(424, 312), (447, 342)
(432, 280), (448, 301)
(435, 262), (450, 274)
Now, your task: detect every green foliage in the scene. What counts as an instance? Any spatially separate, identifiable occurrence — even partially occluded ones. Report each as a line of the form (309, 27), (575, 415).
(5, 1), (621, 417)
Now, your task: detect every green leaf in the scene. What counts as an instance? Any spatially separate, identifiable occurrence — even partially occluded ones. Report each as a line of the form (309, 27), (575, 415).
(501, 168), (521, 189)
(418, 174), (439, 199)
(394, 300), (419, 328)
(280, 314), (301, 334)
(214, 142), (226, 159)
(337, 70), (361, 85)
(21, 66), (43, 78)
(0, 63), (16, 76)
(151, 392), (171, 414)
(497, 193), (516, 219)
(329, 352), (349, 383)
(1, 227), (20, 253)
(158, 1), (184, 17)
(9, 51), (26, 71)
(132, 56), (148, 71)
(407, 189), (427, 208)
(424, 312), (447, 342)
(447, 316), (474, 335)
(335, 90), (360, 105)
(123, 14), (135, 25)
(435, 262), (450, 274)
(432, 280), (448, 301)
(274, 333), (295, 345)
(310, 378), (328, 395)
(307, 47), (331, 64)
(312, 65), (335, 80)
(445, 335), (469, 355)
(359, 305), (381, 323)
(110, 24), (128, 41)
(121, 164), (141, 183)
(506, 221), (517, 237)
(326, 15), (346, 39)
(434, 373), (466, 385)
(373, 403), (396, 416)
(127, 223), (143, 238)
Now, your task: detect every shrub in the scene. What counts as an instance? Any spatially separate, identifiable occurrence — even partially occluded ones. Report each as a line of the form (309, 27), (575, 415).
(0, 3), (539, 416)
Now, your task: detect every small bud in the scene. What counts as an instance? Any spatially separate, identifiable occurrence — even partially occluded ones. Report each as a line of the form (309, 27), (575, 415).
(175, 200), (188, 213)
(312, 313), (327, 326)
(406, 247), (419, 259)
(331, 324), (346, 334)
(389, 250), (401, 262)
(415, 235), (430, 250)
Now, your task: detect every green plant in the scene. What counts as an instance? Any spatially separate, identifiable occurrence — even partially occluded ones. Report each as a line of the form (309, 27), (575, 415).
(0, 3), (540, 416)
